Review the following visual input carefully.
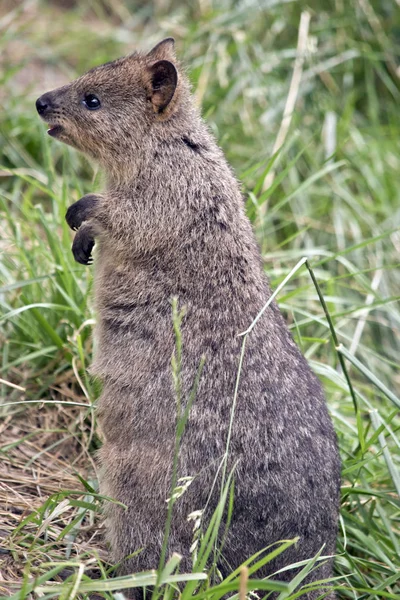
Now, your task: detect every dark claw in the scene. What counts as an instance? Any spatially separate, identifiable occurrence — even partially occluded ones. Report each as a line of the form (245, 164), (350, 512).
(72, 228), (95, 265)
(66, 202), (84, 231)
(66, 194), (100, 231)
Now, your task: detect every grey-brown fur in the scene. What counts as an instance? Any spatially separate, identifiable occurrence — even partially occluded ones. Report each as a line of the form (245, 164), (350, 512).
(36, 39), (341, 598)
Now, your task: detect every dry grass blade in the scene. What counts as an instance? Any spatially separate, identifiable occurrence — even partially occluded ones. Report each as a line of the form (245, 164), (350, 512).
(261, 11), (310, 197)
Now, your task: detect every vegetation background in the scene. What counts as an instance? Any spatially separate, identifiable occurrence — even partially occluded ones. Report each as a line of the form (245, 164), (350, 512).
(0, 0), (399, 598)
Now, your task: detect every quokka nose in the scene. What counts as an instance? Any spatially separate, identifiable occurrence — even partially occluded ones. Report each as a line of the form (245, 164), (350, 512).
(36, 94), (52, 115)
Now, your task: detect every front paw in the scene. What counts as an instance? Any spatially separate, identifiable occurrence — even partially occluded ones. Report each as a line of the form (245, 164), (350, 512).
(72, 226), (95, 265)
(66, 194), (100, 231)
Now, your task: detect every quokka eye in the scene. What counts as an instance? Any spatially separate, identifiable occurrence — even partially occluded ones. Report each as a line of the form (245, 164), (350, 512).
(83, 94), (101, 110)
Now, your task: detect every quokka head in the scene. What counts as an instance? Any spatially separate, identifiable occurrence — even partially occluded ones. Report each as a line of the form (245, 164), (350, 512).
(36, 38), (186, 167)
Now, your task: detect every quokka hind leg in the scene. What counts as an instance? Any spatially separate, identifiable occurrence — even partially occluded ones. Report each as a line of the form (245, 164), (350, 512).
(217, 521), (337, 600)
(98, 453), (196, 597)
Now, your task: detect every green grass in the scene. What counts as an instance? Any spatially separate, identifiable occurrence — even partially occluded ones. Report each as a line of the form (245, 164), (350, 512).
(1, 0), (400, 598)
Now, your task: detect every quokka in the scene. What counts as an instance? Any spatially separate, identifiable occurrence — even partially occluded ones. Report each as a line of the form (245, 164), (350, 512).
(37, 38), (341, 599)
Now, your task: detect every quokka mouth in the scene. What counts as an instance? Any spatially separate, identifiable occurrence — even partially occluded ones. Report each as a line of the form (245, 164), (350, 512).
(47, 124), (64, 137)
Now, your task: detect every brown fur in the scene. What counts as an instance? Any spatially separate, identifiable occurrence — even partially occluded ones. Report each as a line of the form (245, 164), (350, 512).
(37, 39), (341, 598)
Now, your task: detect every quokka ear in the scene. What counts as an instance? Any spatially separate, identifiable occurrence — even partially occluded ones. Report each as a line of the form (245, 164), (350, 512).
(148, 60), (178, 113)
(147, 37), (176, 61)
